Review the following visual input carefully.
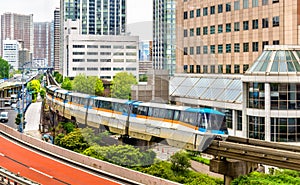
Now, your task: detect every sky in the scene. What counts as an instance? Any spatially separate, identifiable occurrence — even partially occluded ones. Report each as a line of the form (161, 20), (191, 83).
(0, 0), (152, 24)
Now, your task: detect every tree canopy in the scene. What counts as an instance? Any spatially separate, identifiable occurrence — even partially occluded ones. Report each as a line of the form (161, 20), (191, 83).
(72, 74), (104, 95)
(0, 57), (10, 79)
(61, 77), (72, 90)
(110, 72), (137, 99)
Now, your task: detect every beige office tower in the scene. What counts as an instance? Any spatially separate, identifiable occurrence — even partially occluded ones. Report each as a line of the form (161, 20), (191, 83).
(1, 13), (34, 57)
(176, 0), (299, 74)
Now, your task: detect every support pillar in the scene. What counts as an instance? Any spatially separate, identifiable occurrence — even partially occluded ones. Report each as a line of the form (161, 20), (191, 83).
(210, 159), (258, 185)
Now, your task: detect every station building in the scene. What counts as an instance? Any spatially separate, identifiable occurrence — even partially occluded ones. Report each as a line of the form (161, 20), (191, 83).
(170, 45), (300, 143)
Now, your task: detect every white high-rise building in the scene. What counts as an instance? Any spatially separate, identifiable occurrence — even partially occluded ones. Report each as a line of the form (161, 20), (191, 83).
(2, 39), (19, 69)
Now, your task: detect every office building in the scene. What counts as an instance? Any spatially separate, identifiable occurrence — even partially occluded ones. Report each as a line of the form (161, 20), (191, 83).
(34, 22), (52, 67)
(54, 8), (61, 72)
(153, 0), (176, 76)
(61, 0), (126, 35)
(176, 0), (298, 74)
(0, 13), (34, 57)
(63, 20), (138, 80)
(2, 39), (19, 69)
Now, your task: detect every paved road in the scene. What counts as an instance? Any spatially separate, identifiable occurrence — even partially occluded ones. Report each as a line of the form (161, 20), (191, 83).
(0, 136), (121, 185)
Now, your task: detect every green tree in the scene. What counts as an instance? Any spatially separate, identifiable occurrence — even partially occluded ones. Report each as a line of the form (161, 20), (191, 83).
(61, 77), (72, 90)
(73, 74), (104, 95)
(56, 128), (90, 153)
(54, 72), (63, 84)
(0, 57), (10, 79)
(39, 88), (46, 99)
(170, 150), (191, 172)
(110, 72), (137, 99)
(27, 79), (41, 102)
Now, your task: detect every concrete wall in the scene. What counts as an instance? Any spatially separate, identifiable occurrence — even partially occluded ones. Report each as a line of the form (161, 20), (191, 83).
(0, 124), (180, 185)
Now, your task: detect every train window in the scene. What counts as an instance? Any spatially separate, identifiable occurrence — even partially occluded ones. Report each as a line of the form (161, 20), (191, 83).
(113, 103), (127, 112)
(152, 108), (161, 118)
(132, 106), (138, 114)
(180, 111), (199, 126)
(148, 107), (153, 116)
(101, 101), (112, 110)
(89, 99), (95, 107)
(137, 106), (148, 116)
(80, 97), (88, 106)
(174, 110), (180, 120)
(66, 95), (71, 102)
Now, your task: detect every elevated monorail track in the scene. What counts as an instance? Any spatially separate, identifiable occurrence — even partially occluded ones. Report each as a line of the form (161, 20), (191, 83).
(205, 136), (300, 171)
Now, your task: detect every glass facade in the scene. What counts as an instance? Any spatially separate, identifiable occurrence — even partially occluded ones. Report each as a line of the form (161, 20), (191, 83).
(63, 0), (126, 35)
(271, 118), (300, 142)
(270, 83), (300, 110)
(249, 116), (265, 140)
(248, 82), (265, 109)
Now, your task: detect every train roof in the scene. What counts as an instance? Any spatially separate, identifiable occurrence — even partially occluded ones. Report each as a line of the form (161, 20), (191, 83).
(68, 92), (90, 98)
(185, 108), (225, 116)
(92, 96), (129, 104)
(138, 102), (188, 110)
(47, 85), (59, 91)
(55, 89), (70, 94)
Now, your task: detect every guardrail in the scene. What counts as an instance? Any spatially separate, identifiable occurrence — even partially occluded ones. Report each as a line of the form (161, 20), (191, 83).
(0, 167), (39, 185)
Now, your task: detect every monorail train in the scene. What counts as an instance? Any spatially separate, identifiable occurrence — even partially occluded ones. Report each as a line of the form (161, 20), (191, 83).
(46, 85), (228, 151)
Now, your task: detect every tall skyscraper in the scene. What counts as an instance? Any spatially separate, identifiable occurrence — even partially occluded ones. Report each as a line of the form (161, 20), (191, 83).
(61, 0), (126, 35)
(1, 13), (34, 57)
(152, 0), (176, 76)
(54, 8), (61, 72)
(176, 0), (300, 74)
(33, 22), (52, 67)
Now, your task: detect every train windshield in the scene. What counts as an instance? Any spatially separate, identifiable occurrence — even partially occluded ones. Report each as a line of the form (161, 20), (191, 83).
(206, 113), (228, 134)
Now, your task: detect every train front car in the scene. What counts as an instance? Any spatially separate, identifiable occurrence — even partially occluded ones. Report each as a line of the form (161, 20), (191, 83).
(167, 108), (228, 152)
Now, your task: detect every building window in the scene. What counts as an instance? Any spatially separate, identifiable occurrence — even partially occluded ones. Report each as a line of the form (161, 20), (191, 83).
(73, 67), (85, 71)
(273, 16), (280, 27)
(210, 65), (216, 73)
(210, 45), (215, 54)
(262, 18), (269, 28)
(226, 44), (231, 53)
(190, 10), (194, 18)
(196, 46), (201, 54)
(271, 118), (300, 142)
(184, 11), (188, 19)
(243, 64), (249, 73)
(262, 41), (269, 50)
(234, 22), (240, 31)
(218, 4), (223, 13)
(248, 82), (265, 109)
(183, 65), (188, 72)
(190, 65), (194, 73)
(243, 43), (249, 52)
(249, 116), (265, 140)
(184, 29), (188, 37)
(218, 24), (223, 33)
(203, 7), (208, 16)
(270, 83), (300, 110)
(237, 111), (242, 131)
(273, 40), (280, 45)
(183, 47), (188, 55)
(273, 0), (279, 3)
(234, 43), (240, 52)
(252, 42), (259, 52)
(262, 0), (268, 5)
(87, 67), (98, 71)
(226, 23), (231, 32)
(210, 6), (215, 14)
(243, 21), (249, 30)
(218, 65), (223, 73)
(234, 64), (240, 73)
(252, 0), (258, 7)
(203, 46), (208, 54)
(203, 27), (208, 35)
(100, 59), (111, 62)
(196, 27), (201, 35)
(218, 45), (223, 53)
(73, 59), (85, 62)
(243, 0), (249, 8)
(190, 47), (194, 55)
(252, 19), (259, 29)
(234, 1), (240, 10)
(210, 26), (215, 34)
(190, 28), (194, 36)
(226, 65), (231, 73)
(203, 65), (208, 73)
(196, 9), (201, 17)
(226, 3), (231, 12)
(196, 65), (201, 73)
